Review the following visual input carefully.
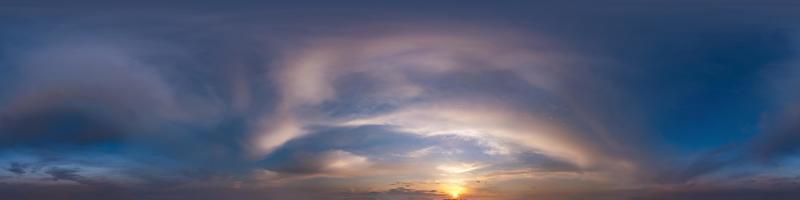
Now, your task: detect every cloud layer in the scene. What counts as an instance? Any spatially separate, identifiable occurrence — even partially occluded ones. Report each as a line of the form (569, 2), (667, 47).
(1, 1), (800, 199)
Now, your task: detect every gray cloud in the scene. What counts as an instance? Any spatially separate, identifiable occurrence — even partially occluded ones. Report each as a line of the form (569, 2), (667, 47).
(6, 162), (26, 175)
(41, 166), (122, 189)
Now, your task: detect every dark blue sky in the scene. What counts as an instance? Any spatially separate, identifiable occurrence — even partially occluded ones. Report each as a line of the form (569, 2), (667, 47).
(1, 1), (800, 199)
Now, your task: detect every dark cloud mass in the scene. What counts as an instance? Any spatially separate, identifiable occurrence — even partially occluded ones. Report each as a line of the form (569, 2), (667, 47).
(7, 162), (26, 175)
(1, 1), (800, 199)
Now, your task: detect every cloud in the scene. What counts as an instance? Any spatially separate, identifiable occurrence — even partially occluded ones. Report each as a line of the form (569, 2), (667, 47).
(0, 12), (656, 199)
(2, 2), (800, 199)
(347, 187), (441, 200)
(241, 29), (654, 187)
(42, 166), (118, 187)
(658, 145), (744, 183)
(250, 30), (564, 156)
(45, 167), (84, 182)
(750, 110), (800, 162)
(6, 163), (26, 175)
(749, 59), (800, 162)
(677, 44), (800, 180)
(0, 29), (263, 185)
(0, 37), (184, 149)
(437, 162), (486, 174)
(268, 150), (371, 178)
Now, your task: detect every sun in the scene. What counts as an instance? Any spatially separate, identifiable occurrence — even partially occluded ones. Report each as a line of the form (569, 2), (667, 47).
(450, 191), (461, 198)
(443, 185), (466, 199)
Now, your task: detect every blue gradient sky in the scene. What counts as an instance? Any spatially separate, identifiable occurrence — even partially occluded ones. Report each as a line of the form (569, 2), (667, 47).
(1, 1), (800, 199)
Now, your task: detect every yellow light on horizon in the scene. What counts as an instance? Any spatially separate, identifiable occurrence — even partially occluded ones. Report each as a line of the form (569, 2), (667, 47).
(444, 185), (466, 199)
(450, 191), (461, 198)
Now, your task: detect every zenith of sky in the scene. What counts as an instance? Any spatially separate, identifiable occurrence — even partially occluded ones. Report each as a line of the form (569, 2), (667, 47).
(1, 1), (800, 200)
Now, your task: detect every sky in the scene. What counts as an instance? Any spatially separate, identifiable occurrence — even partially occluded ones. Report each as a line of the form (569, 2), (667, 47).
(1, 1), (800, 200)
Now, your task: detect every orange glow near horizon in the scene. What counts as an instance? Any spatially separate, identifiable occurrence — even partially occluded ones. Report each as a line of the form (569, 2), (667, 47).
(443, 185), (466, 199)
(451, 191), (461, 199)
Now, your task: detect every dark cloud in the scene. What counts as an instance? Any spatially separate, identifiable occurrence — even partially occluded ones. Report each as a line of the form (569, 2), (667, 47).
(632, 187), (800, 200)
(266, 125), (431, 158)
(0, 184), (127, 200)
(350, 187), (441, 200)
(45, 167), (81, 181)
(45, 167), (109, 186)
(267, 150), (366, 176)
(6, 162), (26, 175)
(0, 108), (126, 148)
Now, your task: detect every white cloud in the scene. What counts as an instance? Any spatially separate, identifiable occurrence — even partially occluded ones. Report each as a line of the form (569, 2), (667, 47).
(250, 30), (562, 158)
(437, 162), (486, 174)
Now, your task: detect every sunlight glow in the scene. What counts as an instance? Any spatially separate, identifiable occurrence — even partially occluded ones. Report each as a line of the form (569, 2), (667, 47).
(444, 185), (466, 199)
(451, 191), (461, 199)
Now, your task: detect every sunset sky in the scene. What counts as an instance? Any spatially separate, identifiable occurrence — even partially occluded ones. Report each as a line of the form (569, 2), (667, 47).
(1, 1), (800, 200)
